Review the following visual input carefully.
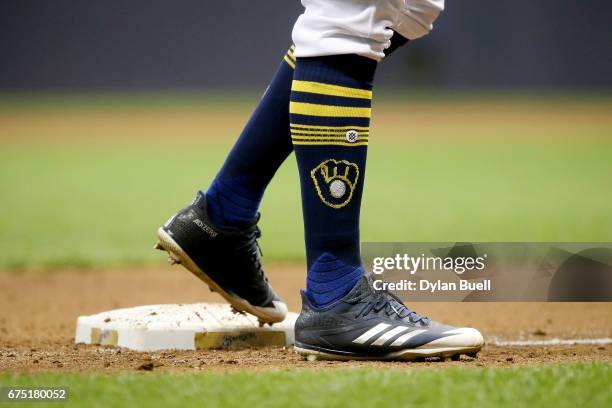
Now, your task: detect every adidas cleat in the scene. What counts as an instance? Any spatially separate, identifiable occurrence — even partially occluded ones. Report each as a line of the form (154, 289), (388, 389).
(155, 192), (288, 324)
(294, 273), (483, 361)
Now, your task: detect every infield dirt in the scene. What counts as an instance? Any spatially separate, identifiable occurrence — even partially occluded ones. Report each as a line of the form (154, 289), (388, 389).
(0, 266), (610, 372)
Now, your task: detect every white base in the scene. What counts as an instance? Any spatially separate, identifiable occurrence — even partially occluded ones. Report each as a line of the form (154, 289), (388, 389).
(75, 303), (298, 352)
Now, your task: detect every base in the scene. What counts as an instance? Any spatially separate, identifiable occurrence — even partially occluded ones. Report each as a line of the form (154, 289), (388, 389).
(75, 303), (298, 352)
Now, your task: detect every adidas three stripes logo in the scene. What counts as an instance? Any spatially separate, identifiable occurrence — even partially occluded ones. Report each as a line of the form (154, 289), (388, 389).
(352, 323), (428, 347)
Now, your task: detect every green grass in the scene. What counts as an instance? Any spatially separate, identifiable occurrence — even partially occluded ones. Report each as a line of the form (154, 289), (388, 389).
(1, 94), (611, 269)
(1, 140), (611, 269)
(1, 364), (609, 408)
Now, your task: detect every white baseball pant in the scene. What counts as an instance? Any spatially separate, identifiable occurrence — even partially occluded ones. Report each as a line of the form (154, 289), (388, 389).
(292, 0), (445, 61)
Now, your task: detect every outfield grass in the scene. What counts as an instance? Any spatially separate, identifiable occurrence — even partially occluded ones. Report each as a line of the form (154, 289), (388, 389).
(1, 141), (611, 268)
(1, 95), (611, 268)
(1, 364), (609, 408)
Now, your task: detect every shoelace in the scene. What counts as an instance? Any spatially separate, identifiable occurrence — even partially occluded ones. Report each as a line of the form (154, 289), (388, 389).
(356, 290), (428, 324)
(233, 226), (266, 281)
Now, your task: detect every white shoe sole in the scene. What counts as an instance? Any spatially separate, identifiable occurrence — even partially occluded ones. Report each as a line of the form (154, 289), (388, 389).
(155, 227), (288, 325)
(294, 344), (483, 361)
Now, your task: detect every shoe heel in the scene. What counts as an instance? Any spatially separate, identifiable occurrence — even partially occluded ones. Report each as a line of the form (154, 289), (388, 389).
(155, 228), (185, 266)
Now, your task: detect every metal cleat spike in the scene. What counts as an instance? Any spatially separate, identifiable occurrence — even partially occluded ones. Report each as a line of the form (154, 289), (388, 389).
(466, 352), (479, 359)
(167, 256), (180, 265)
(230, 306), (245, 315)
(306, 354), (317, 362)
(153, 241), (164, 251)
(451, 354), (461, 361)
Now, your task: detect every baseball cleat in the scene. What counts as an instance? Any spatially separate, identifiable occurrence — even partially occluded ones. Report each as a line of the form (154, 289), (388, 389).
(294, 273), (484, 361)
(155, 192), (288, 324)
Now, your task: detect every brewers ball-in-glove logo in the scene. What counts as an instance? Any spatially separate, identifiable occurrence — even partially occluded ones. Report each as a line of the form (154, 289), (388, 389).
(310, 159), (359, 208)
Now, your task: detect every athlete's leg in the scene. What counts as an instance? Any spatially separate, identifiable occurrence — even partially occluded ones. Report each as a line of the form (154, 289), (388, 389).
(290, 54), (375, 307)
(292, 0), (483, 360)
(154, 48), (297, 323)
(291, 0), (445, 306)
(204, 46), (296, 227)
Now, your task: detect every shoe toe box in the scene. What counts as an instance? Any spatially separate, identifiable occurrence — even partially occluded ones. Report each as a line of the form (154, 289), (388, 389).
(271, 299), (289, 318)
(424, 327), (484, 348)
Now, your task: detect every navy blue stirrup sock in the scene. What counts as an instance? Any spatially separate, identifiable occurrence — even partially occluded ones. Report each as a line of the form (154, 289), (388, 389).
(205, 46), (296, 227)
(290, 54), (377, 307)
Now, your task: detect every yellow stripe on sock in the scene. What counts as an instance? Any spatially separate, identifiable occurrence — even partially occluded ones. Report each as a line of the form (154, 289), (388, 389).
(291, 135), (369, 141)
(292, 140), (369, 147)
(290, 129), (369, 136)
(290, 124), (370, 131)
(284, 55), (295, 69)
(289, 102), (371, 118)
(292, 80), (372, 99)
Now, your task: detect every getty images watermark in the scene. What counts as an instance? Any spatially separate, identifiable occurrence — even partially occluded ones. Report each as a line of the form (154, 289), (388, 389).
(362, 243), (612, 302)
(371, 252), (490, 293)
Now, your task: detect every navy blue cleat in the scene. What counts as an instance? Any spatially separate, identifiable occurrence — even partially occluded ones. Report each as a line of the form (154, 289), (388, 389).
(294, 273), (484, 360)
(155, 192), (287, 325)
